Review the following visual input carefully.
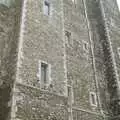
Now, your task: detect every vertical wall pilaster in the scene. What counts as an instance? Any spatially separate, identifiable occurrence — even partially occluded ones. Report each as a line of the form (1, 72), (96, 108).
(10, 0), (27, 119)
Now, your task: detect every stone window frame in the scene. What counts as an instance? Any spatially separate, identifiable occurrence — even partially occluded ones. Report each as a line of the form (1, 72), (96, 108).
(38, 60), (51, 89)
(43, 0), (51, 16)
(89, 92), (97, 107)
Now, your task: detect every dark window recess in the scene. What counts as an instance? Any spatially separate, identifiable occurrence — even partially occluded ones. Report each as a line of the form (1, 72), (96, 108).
(117, 48), (120, 58)
(65, 31), (72, 45)
(90, 92), (97, 106)
(84, 43), (87, 49)
(41, 63), (48, 84)
(91, 94), (96, 105)
(83, 42), (88, 51)
(68, 87), (71, 97)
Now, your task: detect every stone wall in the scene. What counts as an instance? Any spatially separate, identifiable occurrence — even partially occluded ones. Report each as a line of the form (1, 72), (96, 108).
(0, 1), (22, 120)
(16, 0), (66, 95)
(86, 0), (120, 118)
(73, 109), (104, 120)
(99, 0), (120, 117)
(101, 0), (120, 88)
(63, 0), (102, 113)
(1, 0), (120, 120)
(86, 0), (111, 115)
(14, 83), (68, 120)
(11, 0), (68, 120)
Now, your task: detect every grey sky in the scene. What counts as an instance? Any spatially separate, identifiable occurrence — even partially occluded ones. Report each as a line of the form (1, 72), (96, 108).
(117, 0), (120, 10)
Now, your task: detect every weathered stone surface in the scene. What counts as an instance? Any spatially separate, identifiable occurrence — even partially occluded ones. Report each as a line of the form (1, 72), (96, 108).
(0, 0), (120, 120)
(73, 109), (104, 120)
(0, 1), (22, 120)
(15, 83), (68, 120)
(17, 0), (66, 95)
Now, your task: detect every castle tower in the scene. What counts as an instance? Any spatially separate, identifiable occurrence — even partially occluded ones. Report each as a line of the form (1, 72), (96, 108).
(0, 0), (120, 120)
(10, 0), (68, 119)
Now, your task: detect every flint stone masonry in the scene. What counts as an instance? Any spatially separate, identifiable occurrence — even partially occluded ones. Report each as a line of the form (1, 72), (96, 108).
(63, 0), (101, 113)
(0, 0), (120, 120)
(0, 1), (21, 120)
(17, 0), (66, 95)
(15, 83), (68, 120)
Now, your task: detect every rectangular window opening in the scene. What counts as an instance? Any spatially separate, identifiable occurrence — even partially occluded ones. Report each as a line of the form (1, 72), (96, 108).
(44, 0), (50, 16)
(90, 92), (97, 106)
(41, 62), (48, 84)
(117, 48), (120, 58)
(83, 41), (88, 51)
(38, 60), (51, 89)
(67, 86), (74, 104)
(65, 31), (73, 46)
(91, 94), (96, 105)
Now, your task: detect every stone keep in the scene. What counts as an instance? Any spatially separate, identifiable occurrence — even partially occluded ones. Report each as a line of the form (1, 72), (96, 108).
(0, 0), (120, 120)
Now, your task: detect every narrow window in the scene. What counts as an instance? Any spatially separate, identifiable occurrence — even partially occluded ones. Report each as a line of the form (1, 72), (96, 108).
(84, 43), (88, 50)
(117, 48), (120, 58)
(65, 31), (73, 46)
(67, 85), (74, 104)
(83, 41), (88, 51)
(41, 62), (48, 84)
(90, 92), (97, 106)
(91, 94), (96, 105)
(44, 0), (50, 16)
(38, 61), (51, 89)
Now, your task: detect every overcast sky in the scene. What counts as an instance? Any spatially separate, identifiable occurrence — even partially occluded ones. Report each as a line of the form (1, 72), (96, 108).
(117, 0), (120, 10)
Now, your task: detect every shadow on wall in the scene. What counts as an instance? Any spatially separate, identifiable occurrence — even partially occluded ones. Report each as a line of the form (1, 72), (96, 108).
(0, 85), (11, 120)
